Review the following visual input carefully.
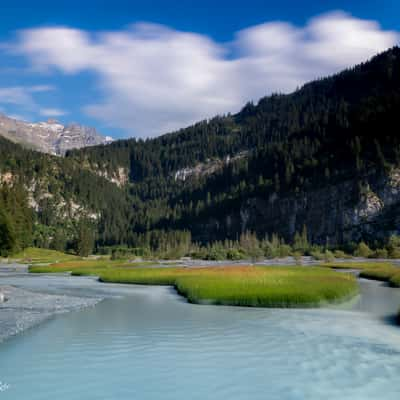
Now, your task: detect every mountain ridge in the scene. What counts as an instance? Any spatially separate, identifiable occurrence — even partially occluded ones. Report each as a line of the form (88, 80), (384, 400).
(0, 114), (113, 155)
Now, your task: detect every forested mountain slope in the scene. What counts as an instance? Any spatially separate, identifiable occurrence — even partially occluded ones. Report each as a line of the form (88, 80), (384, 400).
(66, 47), (400, 246)
(0, 136), (130, 252)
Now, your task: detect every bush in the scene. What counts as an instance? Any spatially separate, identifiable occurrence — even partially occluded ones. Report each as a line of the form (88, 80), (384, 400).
(292, 252), (302, 265)
(333, 250), (346, 258)
(226, 248), (245, 260)
(279, 244), (292, 257)
(387, 235), (400, 258)
(204, 246), (226, 261)
(389, 249), (400, 259)
(354, 242), (373, 258)
(310, 250), (325, 261)
(389, 273), (400, 288)
(372, 248), (389, 259)
(324, 250), (335, 263)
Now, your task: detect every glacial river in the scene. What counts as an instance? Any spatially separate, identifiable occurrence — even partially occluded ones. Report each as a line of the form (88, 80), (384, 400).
(1, 271), (400, 400)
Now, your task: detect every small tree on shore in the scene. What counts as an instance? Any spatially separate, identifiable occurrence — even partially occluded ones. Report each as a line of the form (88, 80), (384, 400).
(73, 219), (95, 257)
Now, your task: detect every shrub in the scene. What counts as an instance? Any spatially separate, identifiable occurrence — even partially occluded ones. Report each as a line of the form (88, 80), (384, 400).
(279, 244), (292, 257)
(354, 242), (373, 258)
(324, 250), (335, 263)
(372, 248), (389, 259)
(310, 251), (325, 261)
(292, 252), (302, 265)
(226, 248), (245, 260)
(387, 235), (400, 258)
(333, 250), (346, 258)
(389, 272), (400, 288)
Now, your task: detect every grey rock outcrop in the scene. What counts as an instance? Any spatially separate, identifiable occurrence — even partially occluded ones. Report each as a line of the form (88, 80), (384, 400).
(196, 168), (400, 245)
(0, 114), (113, 155)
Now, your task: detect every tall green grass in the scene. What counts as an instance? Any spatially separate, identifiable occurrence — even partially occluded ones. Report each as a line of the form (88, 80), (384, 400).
(11, 247), (79, 264)
(172, 268), (358, 307)
(323, 261), (395, 270)
(30, 262), (359, 308)
(323, 261), (400, 287)
(29, 259), (154, 273)
(389, 273), (400, 288)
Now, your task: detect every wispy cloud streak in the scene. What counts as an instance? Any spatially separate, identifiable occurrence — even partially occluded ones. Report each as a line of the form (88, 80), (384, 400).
(15, 11), (399, 137)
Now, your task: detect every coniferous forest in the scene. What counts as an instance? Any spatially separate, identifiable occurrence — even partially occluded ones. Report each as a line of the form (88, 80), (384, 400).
(2, 47), (400, 256)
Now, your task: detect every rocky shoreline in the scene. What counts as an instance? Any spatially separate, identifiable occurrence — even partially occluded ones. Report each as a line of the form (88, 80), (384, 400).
(0, 263), (144, 344)
(1, 258), (399, 344)
(0, 284), (101, 343)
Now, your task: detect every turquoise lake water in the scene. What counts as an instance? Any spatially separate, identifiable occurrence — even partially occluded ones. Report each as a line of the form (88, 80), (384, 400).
(1, 277), (400, 399)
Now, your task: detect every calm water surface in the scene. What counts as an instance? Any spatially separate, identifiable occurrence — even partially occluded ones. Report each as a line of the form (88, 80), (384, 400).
(1, 276), (400, 400)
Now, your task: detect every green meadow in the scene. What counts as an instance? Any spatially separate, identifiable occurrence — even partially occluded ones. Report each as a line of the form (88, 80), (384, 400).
(30, 261), (359, 308)
(10, 247), (80, 264)
(323, 261), (400, 287)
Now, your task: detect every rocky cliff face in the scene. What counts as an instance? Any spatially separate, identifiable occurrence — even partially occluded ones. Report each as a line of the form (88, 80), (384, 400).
(196, 168), (400, 245)
(173, 152), (248, 181)
(0, 114), (113, 155)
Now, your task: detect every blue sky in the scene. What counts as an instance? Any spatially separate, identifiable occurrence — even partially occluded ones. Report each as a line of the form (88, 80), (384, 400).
(0, 0), (399, 138)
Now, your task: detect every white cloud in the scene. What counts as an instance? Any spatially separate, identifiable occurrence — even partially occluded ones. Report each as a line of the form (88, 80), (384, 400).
(15, 11), (399, 137)
(0, 85), (54, 109)
(0, 86), (36, 107)
(39, 107), (67, 117)
(29, 84), (56, 93)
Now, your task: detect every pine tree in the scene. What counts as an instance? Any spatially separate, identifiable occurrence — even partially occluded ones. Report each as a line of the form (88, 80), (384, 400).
(0, 208), (16, 256)
(74, 219), (95, 257)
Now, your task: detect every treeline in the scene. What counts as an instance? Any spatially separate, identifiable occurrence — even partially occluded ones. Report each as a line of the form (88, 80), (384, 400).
(97, 228), (400, 261)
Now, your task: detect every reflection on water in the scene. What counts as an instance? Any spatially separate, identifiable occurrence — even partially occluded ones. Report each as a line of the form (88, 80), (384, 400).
(0, 276), (400, 400)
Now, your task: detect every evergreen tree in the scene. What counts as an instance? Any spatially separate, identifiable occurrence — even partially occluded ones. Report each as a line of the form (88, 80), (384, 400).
(0, 208), (16, 256)
(74, 219), (95, 257)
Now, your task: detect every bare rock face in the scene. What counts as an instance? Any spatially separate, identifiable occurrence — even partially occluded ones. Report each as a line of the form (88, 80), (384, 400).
(195, 168), (400, 245)
(0, 114), (113, 155)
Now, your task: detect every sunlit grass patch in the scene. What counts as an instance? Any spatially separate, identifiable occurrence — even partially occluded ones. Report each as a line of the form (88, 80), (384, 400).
(173, 267), (358, 307)
(389, 273), (400, 288)
(11, 247), (79, 264)
(322, 260), (400, 287)
(29, 259), (155, 274)
(359, 267), (399, 282)
(323, 262), (395, 270)
(32, 262), (359, 308)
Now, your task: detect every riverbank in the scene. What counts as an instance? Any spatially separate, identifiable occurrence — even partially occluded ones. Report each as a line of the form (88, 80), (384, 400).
(2, 268), (400, 400)
(1, 259), (399, 344)
(0, 263), (157, 343)
(30, 262), (359, 308)
(0, 285), (100, 343)
(0, 264), (101, 343)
